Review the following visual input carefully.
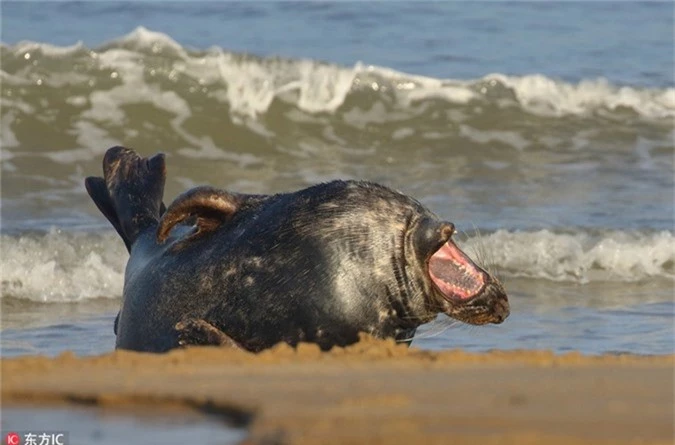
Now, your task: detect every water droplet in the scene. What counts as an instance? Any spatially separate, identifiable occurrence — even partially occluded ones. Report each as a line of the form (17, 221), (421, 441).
(24, 53), (31, 60)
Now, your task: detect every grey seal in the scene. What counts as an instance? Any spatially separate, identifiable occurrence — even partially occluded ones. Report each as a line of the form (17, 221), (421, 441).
(85, 146), (509, 352)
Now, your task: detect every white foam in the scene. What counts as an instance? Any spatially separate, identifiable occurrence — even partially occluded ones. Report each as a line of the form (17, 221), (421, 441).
(1, 230), (126, 302)
(74, 46), (201, 154)
(106, 26), (186, 56)
(42, 72), (93, 88)
(390, 127), (413, 140)
(65, 96), (88, 107)
(1, 98), (35, 115)
(177, 140), (262, 167)
(485, 73), (675, 119)
(404, 84), (477, 105)
(86, 49), (193, 123)
(359, 65), (675, 119)
(0, 70), (32, 86)
(297, 60), (356, 113)
(213, 51), (356, 117)
(9, 40), (84, 57)
(42, 121), (118, 164)
(1, 112), (19, 149)
(216, 53), (279, 117)
(463, 229), (675, 283)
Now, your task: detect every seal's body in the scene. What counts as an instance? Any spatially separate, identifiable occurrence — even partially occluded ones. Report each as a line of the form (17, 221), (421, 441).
(86, 147), (509, 352)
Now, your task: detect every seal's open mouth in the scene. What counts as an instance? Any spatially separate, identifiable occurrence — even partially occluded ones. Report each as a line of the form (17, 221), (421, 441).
(428, 241), (485, 301)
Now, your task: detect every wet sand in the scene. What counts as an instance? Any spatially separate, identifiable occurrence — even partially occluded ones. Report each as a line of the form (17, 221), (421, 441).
(2, 337), (673, 445)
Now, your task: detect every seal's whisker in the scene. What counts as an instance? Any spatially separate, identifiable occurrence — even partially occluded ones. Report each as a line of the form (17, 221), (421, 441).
(463, 224), (502, 282)
(398, 318), (459, 343)
(435, 315), (462, 328)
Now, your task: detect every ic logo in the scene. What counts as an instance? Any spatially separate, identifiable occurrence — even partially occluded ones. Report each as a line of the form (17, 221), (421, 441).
(5, 432), (20, 445)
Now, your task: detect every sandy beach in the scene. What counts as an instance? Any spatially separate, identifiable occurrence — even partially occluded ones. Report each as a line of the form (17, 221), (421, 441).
(2, 337), (673, 445)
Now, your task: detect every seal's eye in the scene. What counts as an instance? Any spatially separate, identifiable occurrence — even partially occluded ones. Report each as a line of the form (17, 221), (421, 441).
(412, 219), (456, 260)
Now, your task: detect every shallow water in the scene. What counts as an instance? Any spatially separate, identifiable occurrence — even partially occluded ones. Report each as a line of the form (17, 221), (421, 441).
(1, 2), (674, 358)
(1, 406), (245, 445)
(2, 278), (673, 357)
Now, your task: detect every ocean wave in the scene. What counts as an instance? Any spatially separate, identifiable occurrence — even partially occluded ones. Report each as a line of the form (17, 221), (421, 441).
(2, 26), (673, 173)
(463, 229), (675, 284)
(1, 228), (672, 303)
(1, 230), (126, 302)
(1, 26), (672, 122)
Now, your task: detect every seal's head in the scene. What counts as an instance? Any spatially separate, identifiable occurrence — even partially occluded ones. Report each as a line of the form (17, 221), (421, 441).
(295, 182), (510, 332)
(411, 217), (509, 325)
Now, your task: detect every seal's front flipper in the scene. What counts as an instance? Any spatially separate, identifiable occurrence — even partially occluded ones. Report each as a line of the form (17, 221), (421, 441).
(157, 187), (268, 245)
(395, 328), (417, 347)
(175, 318), (241, 349)
(157, 187), (238, 244)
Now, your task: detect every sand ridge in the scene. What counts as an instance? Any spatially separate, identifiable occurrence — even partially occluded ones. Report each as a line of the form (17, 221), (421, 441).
(2, 337), (674, 445)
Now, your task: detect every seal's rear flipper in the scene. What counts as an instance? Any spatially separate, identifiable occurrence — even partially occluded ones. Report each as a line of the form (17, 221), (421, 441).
(85, 176), (130, 250)
(175, 318), (242, 349)
(85, 146), (166, 250)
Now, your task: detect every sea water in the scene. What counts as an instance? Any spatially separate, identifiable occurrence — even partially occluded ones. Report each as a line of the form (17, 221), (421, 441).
(1, 2), (673, 357)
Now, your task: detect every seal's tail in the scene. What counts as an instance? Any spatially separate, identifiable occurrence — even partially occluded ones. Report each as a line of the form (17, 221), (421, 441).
(85, 146), (166, 251)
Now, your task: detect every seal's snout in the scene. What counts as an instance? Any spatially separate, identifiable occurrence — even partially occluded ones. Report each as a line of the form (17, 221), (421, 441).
(492, 305), (509, 324)
(444, 282), (510, 326)
(483, 283), (510, 324)
(416, 219), (511, 326)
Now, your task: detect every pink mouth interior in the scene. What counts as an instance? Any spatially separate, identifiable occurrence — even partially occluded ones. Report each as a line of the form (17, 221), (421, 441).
(428, 241), (485, 300)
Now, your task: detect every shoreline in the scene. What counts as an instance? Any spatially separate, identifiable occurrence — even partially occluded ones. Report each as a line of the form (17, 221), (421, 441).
(2, 338), (674, 445)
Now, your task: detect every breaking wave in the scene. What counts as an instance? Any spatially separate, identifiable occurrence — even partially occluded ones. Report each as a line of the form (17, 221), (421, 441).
(1, 230), (126, 302)
(462, 229), (675, 284)
(1, 27), (673, 161)
(1, 228), (672, 302)
(3, 26), (673, 119)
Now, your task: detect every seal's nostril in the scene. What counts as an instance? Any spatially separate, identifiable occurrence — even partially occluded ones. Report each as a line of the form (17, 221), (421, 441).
(491, 311), (506, 324)
(440, 223), (455, 241)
